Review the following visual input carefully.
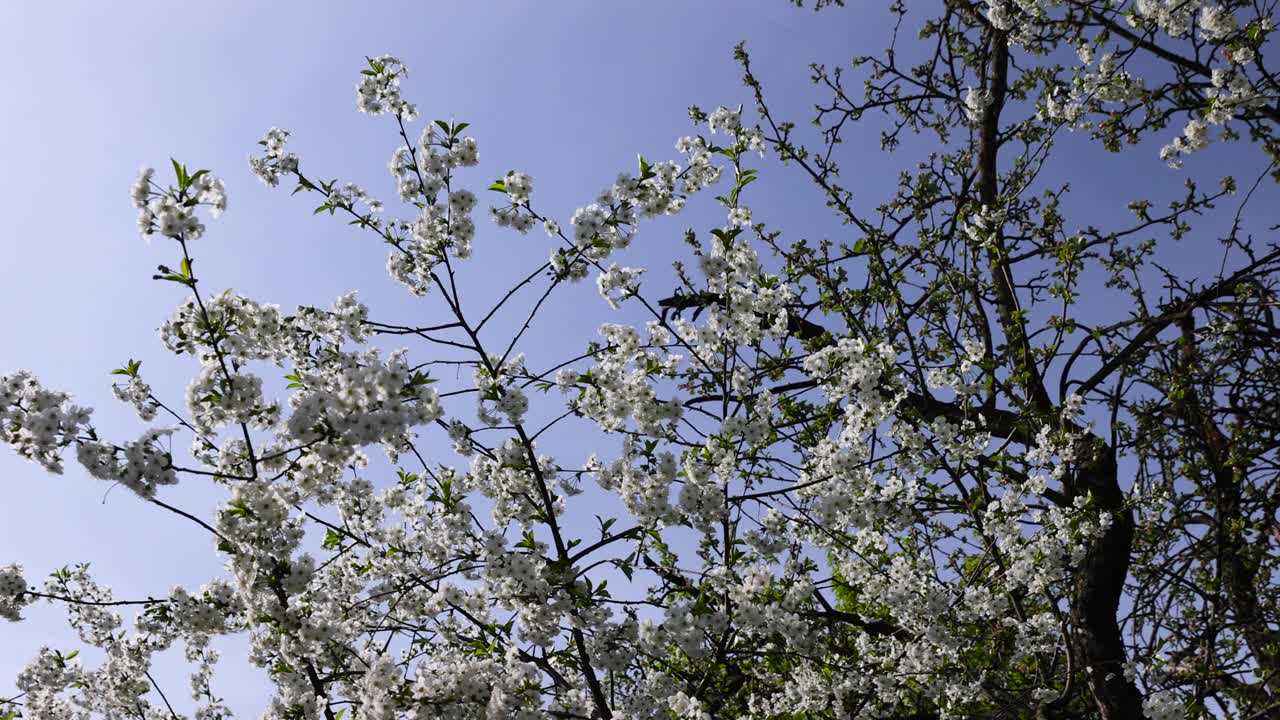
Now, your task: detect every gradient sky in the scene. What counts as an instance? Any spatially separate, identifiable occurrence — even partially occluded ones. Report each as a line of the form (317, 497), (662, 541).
(2, 2), (1274, 716)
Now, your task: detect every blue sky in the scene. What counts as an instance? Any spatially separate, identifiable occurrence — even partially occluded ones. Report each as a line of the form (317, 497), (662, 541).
(2, 1), (1274, 716)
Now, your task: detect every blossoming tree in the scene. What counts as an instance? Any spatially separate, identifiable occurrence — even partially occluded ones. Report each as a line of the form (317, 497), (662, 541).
(3, 2), (1279, 719)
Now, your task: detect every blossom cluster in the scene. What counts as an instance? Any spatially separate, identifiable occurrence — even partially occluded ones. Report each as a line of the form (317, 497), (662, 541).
(76, 429), (179, 499)
(382, 126), (485, 293)
(285, 347), (443, 451)
(248, 127), (299, 188)
(356, 54), (417, 118)
(0, 564), (30, 621)
(1016, 0), (1274, 169)
(0, 370), (92, 474)
(112, 375), (158, 421)
(131, 165), (226, 240)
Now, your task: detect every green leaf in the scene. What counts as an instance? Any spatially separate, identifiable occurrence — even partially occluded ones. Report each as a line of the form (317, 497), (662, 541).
(171, 158), (191, 191)
(112, 359), (143, 378)
(488, 180), (506, 193)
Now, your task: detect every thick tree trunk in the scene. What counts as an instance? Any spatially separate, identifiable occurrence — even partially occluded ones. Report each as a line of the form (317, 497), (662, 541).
(976, 25), (1144, 717)
(1068, 437), (1144, 719)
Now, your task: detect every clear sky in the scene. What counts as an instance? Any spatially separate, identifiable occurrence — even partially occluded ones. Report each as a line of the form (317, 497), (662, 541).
(1, 2), (1273, 716)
